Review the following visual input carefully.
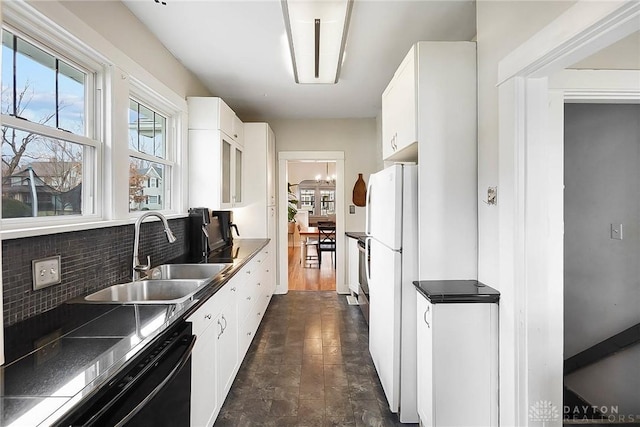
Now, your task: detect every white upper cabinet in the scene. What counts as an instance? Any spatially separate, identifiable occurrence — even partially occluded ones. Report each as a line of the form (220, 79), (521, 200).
(233, 123), (276, 239)
(381, 42), (478, 280)
(188, 97), (244, 209)
(189, 97), (244, 144)
(382, 46), (417, 161)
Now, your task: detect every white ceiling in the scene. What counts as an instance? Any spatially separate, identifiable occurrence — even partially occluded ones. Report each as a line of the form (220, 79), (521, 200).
(123, 0), (476, 121)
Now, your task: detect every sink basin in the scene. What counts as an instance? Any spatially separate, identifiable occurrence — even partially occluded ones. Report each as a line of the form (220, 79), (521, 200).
(146, 263), (231, 280)
(84, 280), (204, 304)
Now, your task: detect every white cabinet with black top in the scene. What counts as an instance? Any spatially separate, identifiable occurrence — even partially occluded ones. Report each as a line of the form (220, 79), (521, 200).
(414, 280), (499, 427)
(188, 243), (274, 427)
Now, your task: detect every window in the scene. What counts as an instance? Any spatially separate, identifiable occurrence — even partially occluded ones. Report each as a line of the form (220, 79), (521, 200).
(1, 29), (98, 220)
(128, 98), (172, 212)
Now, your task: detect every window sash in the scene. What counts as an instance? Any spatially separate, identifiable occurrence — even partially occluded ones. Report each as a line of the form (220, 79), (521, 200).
(1, 23), (102, 224)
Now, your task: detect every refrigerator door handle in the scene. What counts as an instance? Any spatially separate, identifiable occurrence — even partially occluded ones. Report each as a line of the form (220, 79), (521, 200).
(365, 236), (372, 283)
(365, 177), (373, 236)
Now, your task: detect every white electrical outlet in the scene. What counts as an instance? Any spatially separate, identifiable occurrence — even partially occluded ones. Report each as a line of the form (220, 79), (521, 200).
(32, 256), (62, 290)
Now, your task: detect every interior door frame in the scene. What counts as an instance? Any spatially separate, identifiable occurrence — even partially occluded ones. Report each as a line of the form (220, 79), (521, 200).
(277, 151), (345, 294)
(496, 1), (640, 424)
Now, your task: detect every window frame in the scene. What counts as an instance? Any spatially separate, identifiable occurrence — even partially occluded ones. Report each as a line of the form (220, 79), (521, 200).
(0, 0), (189, 239)
(127, 82), (179, 216)
(0, 22), (105, 229)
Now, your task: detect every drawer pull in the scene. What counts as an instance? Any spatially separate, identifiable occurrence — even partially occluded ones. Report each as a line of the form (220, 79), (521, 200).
(247, 332), (252, 336)
(205, 314), (212, 320)
(424, 306), (430, 328)
(231, 287), (237, 292)
(257, 312), (261, 316)
(221, 314), (227, 330)
(247, 296), (251, 300)
(257, 282), (261, 287)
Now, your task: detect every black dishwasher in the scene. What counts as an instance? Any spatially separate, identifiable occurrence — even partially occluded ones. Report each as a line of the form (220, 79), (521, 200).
(55, 321), (195, 427)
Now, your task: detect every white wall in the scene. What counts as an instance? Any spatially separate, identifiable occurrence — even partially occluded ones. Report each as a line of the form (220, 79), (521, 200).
(476, 0), (575, 287)
(57, 0), (211, 98)
(571, 31), (640, 69)
(270, 119), (380, 232)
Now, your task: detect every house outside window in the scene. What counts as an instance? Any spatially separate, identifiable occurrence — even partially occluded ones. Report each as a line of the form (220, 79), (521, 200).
(128, 98), (172, 212)
(1, 29), (99, 220)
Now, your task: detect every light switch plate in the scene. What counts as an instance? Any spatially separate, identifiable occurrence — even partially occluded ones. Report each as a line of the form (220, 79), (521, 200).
(32, 255), (61, 290)
(611, 223), (623, 240)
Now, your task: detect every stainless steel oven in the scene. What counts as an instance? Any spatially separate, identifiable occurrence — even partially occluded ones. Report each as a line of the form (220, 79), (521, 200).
(357, 239), (370, 324)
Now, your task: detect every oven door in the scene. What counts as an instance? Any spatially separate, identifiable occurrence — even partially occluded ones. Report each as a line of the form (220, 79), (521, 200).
(56, 322), (195, 427)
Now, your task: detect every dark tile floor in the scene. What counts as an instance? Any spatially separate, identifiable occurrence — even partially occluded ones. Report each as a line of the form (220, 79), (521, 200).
(215, 291), (417, 427)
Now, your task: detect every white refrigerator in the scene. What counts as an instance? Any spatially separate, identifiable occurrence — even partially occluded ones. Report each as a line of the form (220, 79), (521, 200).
(365, 163), (418, 423)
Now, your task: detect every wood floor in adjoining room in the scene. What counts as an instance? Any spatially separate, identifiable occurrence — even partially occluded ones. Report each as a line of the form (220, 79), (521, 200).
(288, 246), (336, 291)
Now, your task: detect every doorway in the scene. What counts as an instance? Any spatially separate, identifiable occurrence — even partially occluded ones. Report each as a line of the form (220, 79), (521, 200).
(563, 103), (640, 417)
(287, 160), (337, 291)
(277, 151), (345, 295)
(496, 5), (640, 420)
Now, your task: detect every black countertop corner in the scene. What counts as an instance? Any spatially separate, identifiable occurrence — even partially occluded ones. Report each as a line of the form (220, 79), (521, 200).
(413, 280), (500, 304)
(345, 231), (367, 242)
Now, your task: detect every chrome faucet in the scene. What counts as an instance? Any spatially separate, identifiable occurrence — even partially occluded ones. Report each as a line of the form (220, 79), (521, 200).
(132, 211), (177, 280)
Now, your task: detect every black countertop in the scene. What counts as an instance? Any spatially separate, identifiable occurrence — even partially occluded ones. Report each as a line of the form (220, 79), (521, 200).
(0, 238), (269, 426)
(413, 280), (500, 304)
(345, 231), (367, 242)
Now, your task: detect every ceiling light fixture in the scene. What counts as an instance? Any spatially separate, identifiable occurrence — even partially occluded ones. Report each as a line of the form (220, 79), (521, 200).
(281, 0), (354, 84)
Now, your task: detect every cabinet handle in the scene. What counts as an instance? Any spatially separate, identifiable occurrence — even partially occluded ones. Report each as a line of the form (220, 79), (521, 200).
(234, 134), (238, 138)
(217, 319), (224, 338)
(205, 313), (212, 320)
(246, 270), (251, 274)
(257, 282), (261, 287)
(231, 287), (237, 292)
(222, 314), (227, 330)
(247, 332), (252, 336)
(247, 296), (251, 300)
(266, 269), (270, 273)
(424, 306), (430, 328)
(257, 312), (261, 316)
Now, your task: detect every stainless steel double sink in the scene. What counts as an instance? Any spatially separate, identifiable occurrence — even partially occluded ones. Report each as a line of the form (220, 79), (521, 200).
(83, 263), (232, 304)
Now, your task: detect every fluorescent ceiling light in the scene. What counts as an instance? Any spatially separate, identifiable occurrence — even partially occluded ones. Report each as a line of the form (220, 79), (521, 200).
(282, 0), (354, 84)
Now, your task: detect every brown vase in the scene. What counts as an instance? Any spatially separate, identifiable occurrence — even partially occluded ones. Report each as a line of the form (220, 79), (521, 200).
(352, 173), (367, 207)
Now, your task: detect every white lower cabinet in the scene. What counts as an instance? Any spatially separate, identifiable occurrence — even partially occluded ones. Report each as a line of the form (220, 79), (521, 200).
(189, 285), (233, 427)
(189, 245), (273, 427)
(415, 293), (498, 427)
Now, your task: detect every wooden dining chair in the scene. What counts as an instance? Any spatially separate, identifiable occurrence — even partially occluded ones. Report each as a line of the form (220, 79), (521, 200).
(317, 223), (336, 267)
(298, 224), (319, 268)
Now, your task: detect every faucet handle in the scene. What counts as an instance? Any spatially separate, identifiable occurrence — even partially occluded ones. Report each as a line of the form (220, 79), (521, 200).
(134, 255), (151, 274)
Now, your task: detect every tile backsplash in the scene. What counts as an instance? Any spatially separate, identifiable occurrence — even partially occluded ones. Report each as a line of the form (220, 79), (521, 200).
(2, 218), (189, 326)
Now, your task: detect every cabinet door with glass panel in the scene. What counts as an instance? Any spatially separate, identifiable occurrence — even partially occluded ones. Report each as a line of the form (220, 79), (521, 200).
(221, 136), (243, 208)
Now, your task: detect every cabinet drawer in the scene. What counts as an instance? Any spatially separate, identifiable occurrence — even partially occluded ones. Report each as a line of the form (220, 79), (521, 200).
(188, 280), (236, 336)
